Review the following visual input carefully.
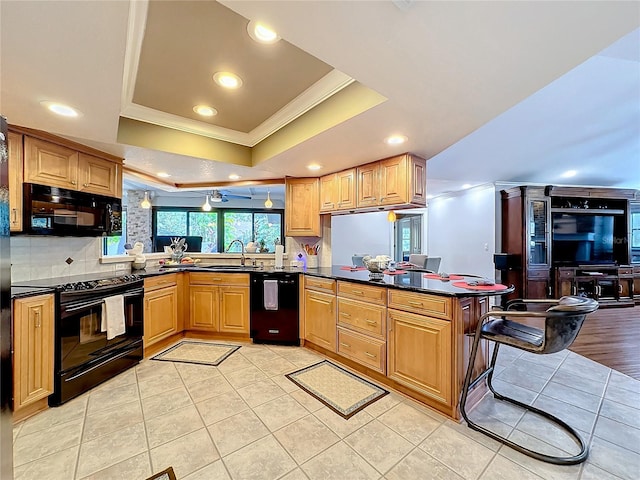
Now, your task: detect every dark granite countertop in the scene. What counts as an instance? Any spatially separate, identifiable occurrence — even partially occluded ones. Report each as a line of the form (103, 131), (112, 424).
(11, 286), (57, 299)
(138, 265), (513, 297)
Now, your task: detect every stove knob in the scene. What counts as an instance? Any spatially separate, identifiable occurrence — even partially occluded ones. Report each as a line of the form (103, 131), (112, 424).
(63, 283), (74, 291)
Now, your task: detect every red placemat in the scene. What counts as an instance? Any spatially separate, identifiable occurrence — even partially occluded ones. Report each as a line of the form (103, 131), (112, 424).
(383, 270), (407, 275)
(424, 273), (464, 280)
(452, 281), (509, 291)
(340, 266), (367, 271)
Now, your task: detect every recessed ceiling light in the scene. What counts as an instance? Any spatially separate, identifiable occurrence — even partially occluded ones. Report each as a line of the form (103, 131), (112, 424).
(228, 174), (240, 180)
(462, 184), (472, 189)
(247, 20), (280, 44)
(157, 172), (171, 178)
(193, 105), (217, 117)
(561, 170), (577, 178)
(213, 72), (243, 89)
(307, 164), (322, 171)
(384, 134), (408, 145)
(40, 101), (80, 117)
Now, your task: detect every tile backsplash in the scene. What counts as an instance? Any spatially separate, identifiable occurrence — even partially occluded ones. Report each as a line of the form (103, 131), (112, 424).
(10, 236), (122, 282)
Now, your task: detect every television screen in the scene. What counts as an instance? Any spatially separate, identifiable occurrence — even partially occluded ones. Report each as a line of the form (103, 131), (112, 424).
(552, 213), (614, 265)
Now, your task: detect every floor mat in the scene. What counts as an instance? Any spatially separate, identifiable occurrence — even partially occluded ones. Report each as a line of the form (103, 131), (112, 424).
(286, 360), (388, 419)
(151, 340), (240, 366)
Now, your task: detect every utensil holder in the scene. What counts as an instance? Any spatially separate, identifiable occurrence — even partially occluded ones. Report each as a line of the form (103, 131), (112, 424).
(307, 256), (318, 268)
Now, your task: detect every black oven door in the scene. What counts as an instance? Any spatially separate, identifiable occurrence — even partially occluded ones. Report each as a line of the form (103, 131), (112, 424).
(51, 285), (143, 405)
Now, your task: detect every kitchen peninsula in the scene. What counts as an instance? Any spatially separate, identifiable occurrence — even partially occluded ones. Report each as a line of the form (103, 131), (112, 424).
(138, 265), (512, 420)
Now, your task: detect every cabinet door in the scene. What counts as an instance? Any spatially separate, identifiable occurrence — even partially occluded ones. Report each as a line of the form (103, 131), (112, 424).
(408, 155), (427, 205)
(189, 285), (219, 331)
(8, 131), (23, 231)
(378, 155), (408, 206)
(285, 177), (320, 236)
(527, 198), (550, 267)
(356, 163), (379, 208)
(304, 289), (336, 351)
(319, 173), (337, 213)
(78, 153), (120, 197)
(336, 168), (356, 210)
(144, 285), (178, 346)
(219, 286), (249, 334)
(388, 309), (451, 405)
(24, 136), (79, 190)
(13, 294), (54, 410)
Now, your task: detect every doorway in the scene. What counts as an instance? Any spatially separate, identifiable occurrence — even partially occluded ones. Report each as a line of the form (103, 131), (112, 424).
(394, 214), (422, 261)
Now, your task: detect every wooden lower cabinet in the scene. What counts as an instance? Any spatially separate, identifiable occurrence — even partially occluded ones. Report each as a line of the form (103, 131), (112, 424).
(13, 294), (55, 412)
(189, 286), (219, 331)
(219, 286), (250, 334)
(337, 327), (385, 373)
(387, 308), (452, 406)
(144, 278), (179, 347)
(304, 289), (336, 351)
(189, 274), (250, 335)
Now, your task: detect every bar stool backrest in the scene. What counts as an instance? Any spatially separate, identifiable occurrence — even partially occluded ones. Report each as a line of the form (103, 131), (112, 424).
(543, 296), (599, 354)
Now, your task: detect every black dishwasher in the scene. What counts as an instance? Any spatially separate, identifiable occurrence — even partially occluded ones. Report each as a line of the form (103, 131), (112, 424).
(250, 272), (300, 345)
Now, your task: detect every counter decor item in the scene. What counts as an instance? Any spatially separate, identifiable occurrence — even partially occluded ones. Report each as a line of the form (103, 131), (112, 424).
(125, 241), (147, 270)
(169, 237), (188, 262)
(362, 255), (391, 280)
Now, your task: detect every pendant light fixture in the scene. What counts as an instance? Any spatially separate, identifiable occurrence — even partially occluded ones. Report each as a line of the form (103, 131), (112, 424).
(387, 210), (397, 222)
(140, 191), (151, 209)
(264, 189), (273, 209)
(202, 193), (212, 212)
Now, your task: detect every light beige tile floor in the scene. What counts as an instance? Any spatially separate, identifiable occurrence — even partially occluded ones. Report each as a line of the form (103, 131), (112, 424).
(12, 341), (640, 480)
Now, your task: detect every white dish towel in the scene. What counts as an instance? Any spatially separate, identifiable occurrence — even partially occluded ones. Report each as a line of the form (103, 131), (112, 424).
(101, 294), (126, 340)
(264, 280), (279, 311)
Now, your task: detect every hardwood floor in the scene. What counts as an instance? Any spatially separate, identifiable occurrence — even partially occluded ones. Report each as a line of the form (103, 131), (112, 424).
(570, 304), (640, 380)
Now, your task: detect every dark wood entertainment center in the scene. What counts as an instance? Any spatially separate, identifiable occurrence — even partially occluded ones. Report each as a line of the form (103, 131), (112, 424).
(501, 185), (640, 307)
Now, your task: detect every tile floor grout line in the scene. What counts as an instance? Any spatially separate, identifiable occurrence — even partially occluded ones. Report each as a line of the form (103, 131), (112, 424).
(134, 359), (154, 477)
(73, 392), (93, 479)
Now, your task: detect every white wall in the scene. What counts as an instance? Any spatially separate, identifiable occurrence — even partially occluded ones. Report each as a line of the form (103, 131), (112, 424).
(331, 212), (393, 266)
(427, 185), (497, 278)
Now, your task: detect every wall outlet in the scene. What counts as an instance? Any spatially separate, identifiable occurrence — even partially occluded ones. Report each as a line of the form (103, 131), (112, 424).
(115, 263), (126, 271)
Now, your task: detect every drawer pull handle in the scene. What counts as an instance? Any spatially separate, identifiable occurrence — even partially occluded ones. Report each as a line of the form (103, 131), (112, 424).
(364, 352), (376, 358)
(365, 320), (377, 326)
(351, 290), (364, 295)
(408, 301), (423, 307)
(34, 311), (41, 328)
(340, 342), (351, 348)
(340, 312), (351, 317)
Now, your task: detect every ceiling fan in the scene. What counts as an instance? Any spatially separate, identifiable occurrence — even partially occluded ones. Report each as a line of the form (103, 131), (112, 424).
(209, 189), (251, 203)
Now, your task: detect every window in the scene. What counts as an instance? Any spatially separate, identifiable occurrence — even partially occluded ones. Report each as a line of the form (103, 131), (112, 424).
(632, 212), (640, 248)
(103, 211), (127, 255)
(152, 208), (283, 253)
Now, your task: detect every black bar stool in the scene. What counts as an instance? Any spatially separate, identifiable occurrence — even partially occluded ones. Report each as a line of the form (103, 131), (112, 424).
(460, 296), (599, 465)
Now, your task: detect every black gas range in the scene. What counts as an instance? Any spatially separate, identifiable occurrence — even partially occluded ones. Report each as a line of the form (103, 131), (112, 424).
(14, 272), (144, 405)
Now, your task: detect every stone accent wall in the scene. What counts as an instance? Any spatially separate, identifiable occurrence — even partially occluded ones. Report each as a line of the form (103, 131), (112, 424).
(126, 190), (153, 254)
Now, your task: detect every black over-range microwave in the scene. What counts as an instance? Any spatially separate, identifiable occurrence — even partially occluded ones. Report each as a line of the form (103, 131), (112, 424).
(22, 183), (122, 236)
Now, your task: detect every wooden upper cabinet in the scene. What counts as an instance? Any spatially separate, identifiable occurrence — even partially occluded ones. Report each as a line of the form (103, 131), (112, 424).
(336, 168), (356, 210)
(24, 136), (79, 190)
(285, 177), (320, 237)
(78, 153), (120, 197)
(357, 154), (426, 209)
(8, 131), (23, 231)
(356, 163), (379, 208)
(319, 173), (337, 213)
(18, 127), (123, 199)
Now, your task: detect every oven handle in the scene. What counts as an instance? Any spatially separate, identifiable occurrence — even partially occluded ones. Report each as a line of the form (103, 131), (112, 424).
(63, 288), (144, 313)
(64, 341), (142, 381)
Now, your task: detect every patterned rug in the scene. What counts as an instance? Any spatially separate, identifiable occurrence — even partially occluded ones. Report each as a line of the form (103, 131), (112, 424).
(151, 340), (240, 366)
(286, 360), (388, 419)
(146, 466), (176, 480)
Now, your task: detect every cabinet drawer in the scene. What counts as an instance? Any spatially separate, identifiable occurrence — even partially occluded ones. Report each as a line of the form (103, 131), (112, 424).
(337, 281), (386, 305)
(304, 275), (336, 293)
(144, 273), (178, 291)
(189, 272), (249, 286)
(618, 267), (632, 275)
(387, 290), (452, 320)
(337, 298), (385, 339)
(337, 327), (385, 374)
(556, 269), (574, 279)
